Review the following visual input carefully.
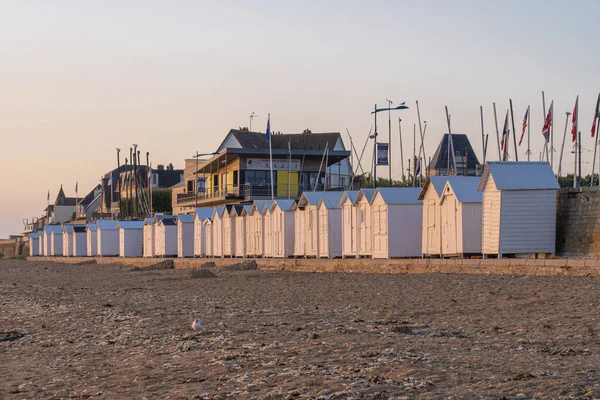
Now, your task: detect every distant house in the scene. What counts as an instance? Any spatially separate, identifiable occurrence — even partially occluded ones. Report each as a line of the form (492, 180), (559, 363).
(76, 185), (102, 222)
(46, 186), (78, 224)
(172, 128), (352, 214)
(428, 134), (480, 177)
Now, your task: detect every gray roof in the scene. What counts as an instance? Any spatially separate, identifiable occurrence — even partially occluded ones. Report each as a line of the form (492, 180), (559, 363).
(373, 188), (423, 205)
(298, 191), (343, 207)
(479, 162), (559, 191)
(227, 129), (343, 151)
(159, 218), (177, 226)
(212, 206), (224, 219)
(177, 214), (194, 223)
(354, 189), (377, 205)
(271, 199), (296, 212)
(118, 220), (144, 230)
(30, 233), (39, 239)
(154, 214), (177, 224)
(240, 204), (253, 216)
(195, 208), (213, 221)
(338, 190), (360, 208)
(429, 134), (480, 172)
(251, 200), (272, 214)
(97, 220), (119, 230)
(443, 177), (482, 203)
(86, 223), (97, 231)
(43, 225), (62, 235)
(62, 225), (74, 233)
(319, 197), (342, 209)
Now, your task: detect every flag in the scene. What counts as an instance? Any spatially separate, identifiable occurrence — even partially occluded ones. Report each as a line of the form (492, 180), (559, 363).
(415, 156), (421, 175)
(265, 114), (271, 142)
(519, 106), (529, 146)
(542, 102), (553, 143)
(500, 111), (509, 151)
(571, 96), (579, 142)
(592, 93), (600, 137)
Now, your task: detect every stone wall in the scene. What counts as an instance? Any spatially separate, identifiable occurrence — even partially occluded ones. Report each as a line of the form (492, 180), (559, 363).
(0, 239), (20, 257)
(556, 187), (600, 257)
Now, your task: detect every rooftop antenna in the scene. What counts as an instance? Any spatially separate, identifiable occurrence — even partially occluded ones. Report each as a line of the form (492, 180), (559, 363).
(249, 112), (258, 132)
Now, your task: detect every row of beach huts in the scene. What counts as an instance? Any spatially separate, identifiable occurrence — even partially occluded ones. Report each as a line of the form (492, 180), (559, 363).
(28, 162), (560, 260)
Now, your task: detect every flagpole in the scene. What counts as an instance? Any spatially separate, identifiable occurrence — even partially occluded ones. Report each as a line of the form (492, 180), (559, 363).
(509, 99), (518, 162)
(416, 100), (426, 181)
(502, 111), (509, 161)
(493, 103), (501, 160)
(75, 182), (78, 222)
(542, 92), (550, 162)
(268, 114), (274, 200)
(445, 106), (457, 175)
(551, 103), (555, 171)
(398, 118), (405, 181)
(558, 111), (571, 178)
(527, 106), (531, 162)
(592, 123), (599, 186)
(387, 99), (393, 181)
(373, 104), (378, 189)
(480, 106), (486, 165)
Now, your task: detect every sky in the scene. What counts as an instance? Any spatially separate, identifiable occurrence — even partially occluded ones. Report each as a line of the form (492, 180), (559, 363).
(1, 0), (599, 238)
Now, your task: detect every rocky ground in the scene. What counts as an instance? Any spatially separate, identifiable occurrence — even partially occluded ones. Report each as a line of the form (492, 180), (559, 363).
(1, 258), (600, 399)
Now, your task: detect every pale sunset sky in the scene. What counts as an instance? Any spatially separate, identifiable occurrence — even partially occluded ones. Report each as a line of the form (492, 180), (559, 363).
(1, 0), (599, 238)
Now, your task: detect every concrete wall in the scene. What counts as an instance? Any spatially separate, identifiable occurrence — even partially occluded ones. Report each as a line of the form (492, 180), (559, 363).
(556, 187), (600, 256)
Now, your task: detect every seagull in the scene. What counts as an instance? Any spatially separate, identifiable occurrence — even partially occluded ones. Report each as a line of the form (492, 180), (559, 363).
(191, 319), (202, 330)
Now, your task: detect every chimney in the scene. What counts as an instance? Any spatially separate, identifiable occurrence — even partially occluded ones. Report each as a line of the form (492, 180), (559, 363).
(157, 164), (165, 171)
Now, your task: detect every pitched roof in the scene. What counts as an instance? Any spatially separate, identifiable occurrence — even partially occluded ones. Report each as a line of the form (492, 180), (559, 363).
(43, 225), (62, 234)
(211, 206), (224, 219)
(194, 208), (214, 221)
(159, 218), (177, 226)
(418, 176), (449, 200)
(297, 191), (343, 207)
(338, 190), (360, 208)
(153, 214), (177, 224)
(429, 134), (480, 172)
(62, 225), (74, 233)
(317, 192), (344, 209)
(97, 220), (119, 230)
(177, 214), (194, 223)
(271, 199), (296, 212)
(118, 220), (144, 229)
(225, 129), (343, 151)
(478, 162), (559, 191)
(250, 200), (272, 214)
(86, 223), (97, 231)
(442, 177), (482, 203)
(240, 204), (253, 216)
(354, 188), (377, 205)
(73, 226), (86, 233)
(30, 233), (39, 239)
(373, 188), (423, 205)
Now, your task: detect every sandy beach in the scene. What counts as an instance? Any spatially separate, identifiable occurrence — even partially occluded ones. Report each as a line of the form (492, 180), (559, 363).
(1, 258), (600, 399)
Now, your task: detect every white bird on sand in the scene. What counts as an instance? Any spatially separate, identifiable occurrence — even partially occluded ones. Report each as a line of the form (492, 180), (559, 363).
(191, 319), (202, 331)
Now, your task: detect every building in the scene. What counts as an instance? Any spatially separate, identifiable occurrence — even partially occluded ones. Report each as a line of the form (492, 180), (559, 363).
(46, 186), (78, 224)
(173, 128), (352, 214)
(479, 162), (559, 258)
(428, 134), (480, 177)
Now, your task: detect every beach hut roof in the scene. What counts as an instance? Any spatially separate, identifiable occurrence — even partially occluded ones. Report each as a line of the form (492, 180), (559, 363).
(30, 233), (39, 239)
(337, 190), (360, 208)
(44, 225), (63, 234)
(250, 200), (272, 214)
(442, 177), (482, 203)
(373, 188), (423, 205)
(353, 188), (377, 205)
(153, 214), (176, 223)
(271, 199), (296, 212)
(144, 218), (153, 225)
(211, 206), (224, 219)
(177, 214), (194, 223)
(86, 223), (97, 231)
(240, 204), (253, 216)
(478, 162), (559, 191)
(117, 220), (144, 229)
(418, 176), (449, 200)
(158, 218), (177, 226)
(195, 207), (214, 221)
(73, 226), (86, 233)
(97, 220), (119, 230)
(62, 225), (74, 233)
(297, 191), (344, 208)
(318, 197), (341, 209)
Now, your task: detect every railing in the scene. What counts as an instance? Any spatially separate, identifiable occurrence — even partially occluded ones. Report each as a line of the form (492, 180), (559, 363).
(177, 184), (250, 205)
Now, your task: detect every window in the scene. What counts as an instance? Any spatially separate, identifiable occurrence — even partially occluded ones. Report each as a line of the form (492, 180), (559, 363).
(187, 180), (194, 192)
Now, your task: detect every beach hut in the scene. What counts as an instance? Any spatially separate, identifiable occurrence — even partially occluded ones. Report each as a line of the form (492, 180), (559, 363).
(263, 204), (275, 258)
(418, 176), (450, 257)
(438, 177), (482, 257)
(223, 205), (244, 258)
(177, 214), (195, 258)
(479, 161), (559, 258)
(293, 192), (336, 258)
(370, 188), (423, 259)
(38, 232), (45, 256)
(204, 218), (214, 257)
(317, 193), (344, 259)
(155, 216), (177, 257)
(72, 225), (87, 257)
(355, 189), (377, 258)
(46, 225), (63, 256)
(247, 201), (272, 258)
(211, 206), (224, 258)
(62, 225), (74, 256)
(86, 223), (98, 256)
(118, 220), (144, 257)
(270, 200), (296, 258)
(193, 208), (214, 257)
(339, 191), (360, 258)
(143, 218), (155, 257)
(29, 233), (40, 256)
(235, 205), (252, 258)
(96, 220), (119, 257)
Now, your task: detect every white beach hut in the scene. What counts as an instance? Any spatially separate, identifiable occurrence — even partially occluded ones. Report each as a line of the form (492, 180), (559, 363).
(293, 192), (337, 258)
(339, 191), (360, 258)
(29, 233), (40, 256)
(86, 223), (98, 256)
(204, 218), (214, 257)
(418, 176), (449, 257)
(211, 206), (224, 258)
(48, 225), (63, 256)
(371, 188), (423, 259)
(263, 204), (274, 258)
(479, 161), (559, 258)
(355, 189), (377, 258)
(155, 216), (177, 257)
(247, 201), (272, 258)
(96, 220), (119, 257)
(62, 225), (74, 256)
(235, 205), (252, 258)
(317, 192), (344, 259)
(194, 208), (214, 257)
(177, 214), (195, 258)
(223, 205), (244, 258)
(438, 177), (482, 257)
(72, 225), (87, 257)
(38, 232), (45, 256)
(118, 220), (144, 257)
(270, 200), (296, 258)
(143, 218), (155, 257)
